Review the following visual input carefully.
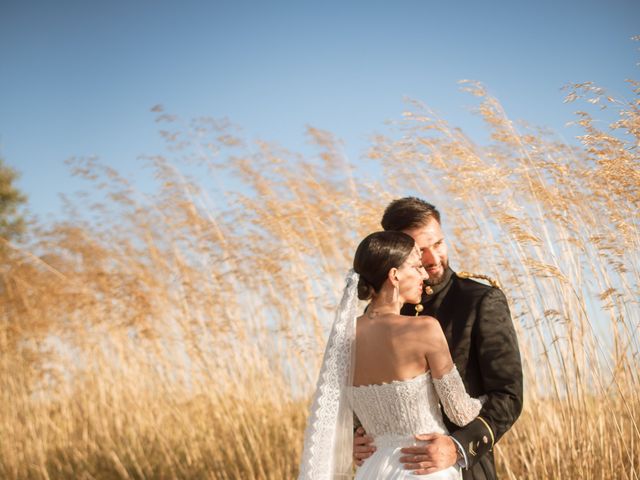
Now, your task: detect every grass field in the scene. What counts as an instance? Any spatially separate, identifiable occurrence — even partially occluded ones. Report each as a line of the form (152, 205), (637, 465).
(1, 81), (638, 479)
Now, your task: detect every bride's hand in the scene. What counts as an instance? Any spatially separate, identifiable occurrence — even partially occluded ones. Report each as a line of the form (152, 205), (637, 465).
(399, 433), (457, 474)
(353, 427), (376, 466)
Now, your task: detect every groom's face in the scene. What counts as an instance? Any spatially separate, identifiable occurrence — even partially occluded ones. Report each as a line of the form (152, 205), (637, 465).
(402, 217), (449, 285)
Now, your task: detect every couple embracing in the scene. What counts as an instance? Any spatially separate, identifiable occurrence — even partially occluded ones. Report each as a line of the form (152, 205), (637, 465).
(298, 197), (523, 479)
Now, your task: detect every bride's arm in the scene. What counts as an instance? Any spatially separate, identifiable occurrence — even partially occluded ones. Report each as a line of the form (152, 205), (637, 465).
(432, 366), (484, 427)
(422, 317), (483, 427)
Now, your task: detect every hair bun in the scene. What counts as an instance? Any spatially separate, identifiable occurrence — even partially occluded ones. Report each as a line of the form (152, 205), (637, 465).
(357, 277), (374, 301)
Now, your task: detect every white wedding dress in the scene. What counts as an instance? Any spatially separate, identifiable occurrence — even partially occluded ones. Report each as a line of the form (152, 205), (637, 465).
(350, 368), (481, 479)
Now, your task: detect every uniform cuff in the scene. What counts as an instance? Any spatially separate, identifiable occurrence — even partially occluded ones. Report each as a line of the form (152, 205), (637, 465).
(449, 416), (495, 466)
(449, 436), (468, 469)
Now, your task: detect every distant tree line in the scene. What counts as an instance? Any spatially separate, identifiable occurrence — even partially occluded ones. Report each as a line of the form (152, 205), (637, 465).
(0, 157), (27, 243)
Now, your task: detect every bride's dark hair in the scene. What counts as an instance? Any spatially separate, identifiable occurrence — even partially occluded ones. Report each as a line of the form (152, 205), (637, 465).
(353, 231), (416, 301)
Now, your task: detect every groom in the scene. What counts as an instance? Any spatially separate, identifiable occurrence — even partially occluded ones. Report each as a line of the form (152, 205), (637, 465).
(354, 197), (523, 480)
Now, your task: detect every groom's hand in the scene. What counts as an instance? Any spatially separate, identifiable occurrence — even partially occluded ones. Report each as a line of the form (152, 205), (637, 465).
(353, 427), (376, 466)
(399, 433), (458, 475)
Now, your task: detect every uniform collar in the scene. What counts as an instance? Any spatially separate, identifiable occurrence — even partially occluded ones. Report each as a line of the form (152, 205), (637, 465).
(424, 266), (454, 300)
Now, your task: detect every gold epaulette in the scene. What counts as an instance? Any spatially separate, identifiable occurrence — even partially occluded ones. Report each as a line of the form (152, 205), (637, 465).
(457, 271), (501, 290)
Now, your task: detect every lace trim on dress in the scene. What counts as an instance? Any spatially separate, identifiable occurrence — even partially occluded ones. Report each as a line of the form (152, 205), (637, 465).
(351, 370), (430, 389)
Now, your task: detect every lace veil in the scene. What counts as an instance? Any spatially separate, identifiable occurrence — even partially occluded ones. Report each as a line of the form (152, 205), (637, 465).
(298, 269), (359, 479)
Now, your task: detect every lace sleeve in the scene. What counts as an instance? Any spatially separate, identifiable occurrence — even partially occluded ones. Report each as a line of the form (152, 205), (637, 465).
(432, 365), (484, 427)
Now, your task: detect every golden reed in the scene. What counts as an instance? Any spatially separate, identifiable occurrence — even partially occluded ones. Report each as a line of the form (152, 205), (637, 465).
(1, 81), (638, 479)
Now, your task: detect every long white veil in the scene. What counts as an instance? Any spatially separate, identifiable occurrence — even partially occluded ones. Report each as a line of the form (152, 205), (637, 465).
(298, 269), (359, 480)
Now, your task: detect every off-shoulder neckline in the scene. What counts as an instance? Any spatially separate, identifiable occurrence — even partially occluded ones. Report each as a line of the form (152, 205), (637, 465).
(351, 370), (431, 389)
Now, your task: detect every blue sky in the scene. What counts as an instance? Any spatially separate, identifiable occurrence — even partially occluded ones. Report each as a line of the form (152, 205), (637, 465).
(1, 0), (638, 221)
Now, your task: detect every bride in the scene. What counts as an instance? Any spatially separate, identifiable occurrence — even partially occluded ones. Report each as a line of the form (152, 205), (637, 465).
(298, 231), (482, 479)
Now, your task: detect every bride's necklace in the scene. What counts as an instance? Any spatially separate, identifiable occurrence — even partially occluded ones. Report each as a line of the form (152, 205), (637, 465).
(367, 307), (399, 318)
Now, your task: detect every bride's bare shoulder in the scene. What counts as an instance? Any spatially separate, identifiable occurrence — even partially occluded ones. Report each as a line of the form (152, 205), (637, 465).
(397, 313), (440, 326)
(365, 313), (443, 337)
(399, 314), (446, 344)
(389, 313), (441, 331)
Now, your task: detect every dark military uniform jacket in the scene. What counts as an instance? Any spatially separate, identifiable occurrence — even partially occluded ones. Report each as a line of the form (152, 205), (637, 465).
(401, 267), (523, 480)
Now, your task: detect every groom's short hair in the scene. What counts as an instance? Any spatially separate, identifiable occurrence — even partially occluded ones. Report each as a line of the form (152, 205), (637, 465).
(381, 197), (441, 231)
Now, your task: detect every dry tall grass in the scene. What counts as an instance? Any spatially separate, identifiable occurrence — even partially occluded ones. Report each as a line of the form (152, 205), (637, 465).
(1, 81), (638, 479)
